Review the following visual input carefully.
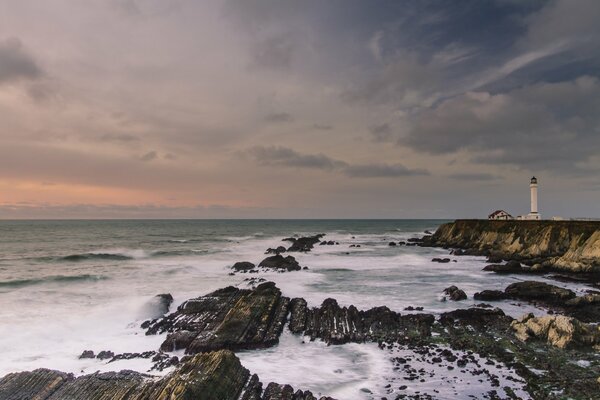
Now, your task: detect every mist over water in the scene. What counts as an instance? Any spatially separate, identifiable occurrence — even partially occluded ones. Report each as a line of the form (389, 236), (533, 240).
(0, 220), (589, 398)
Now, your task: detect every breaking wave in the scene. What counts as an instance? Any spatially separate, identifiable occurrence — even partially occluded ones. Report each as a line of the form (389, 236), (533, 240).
(0, 274), (108, 289)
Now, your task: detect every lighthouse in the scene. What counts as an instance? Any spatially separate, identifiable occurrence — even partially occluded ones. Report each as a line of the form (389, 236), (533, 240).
(528, 176), (541, 220)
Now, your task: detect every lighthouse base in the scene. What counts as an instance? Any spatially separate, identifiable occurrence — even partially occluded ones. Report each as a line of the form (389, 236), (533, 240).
(517, 213), (541, 220)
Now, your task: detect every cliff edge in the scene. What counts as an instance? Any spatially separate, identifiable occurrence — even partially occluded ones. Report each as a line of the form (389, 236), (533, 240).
(429, 220), (600, 272)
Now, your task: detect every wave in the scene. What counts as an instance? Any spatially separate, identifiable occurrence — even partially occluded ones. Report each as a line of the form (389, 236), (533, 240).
(0, 274), (108, 289)
(61, 253), (135, 262)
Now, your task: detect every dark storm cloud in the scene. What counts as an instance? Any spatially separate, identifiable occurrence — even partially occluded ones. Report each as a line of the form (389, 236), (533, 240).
(245, 146), (428, 178)
(139, 151), (158, 162)
(264, 112), (294, 123)
(402, 76), (600, 174)
(0, 37), (43, 83)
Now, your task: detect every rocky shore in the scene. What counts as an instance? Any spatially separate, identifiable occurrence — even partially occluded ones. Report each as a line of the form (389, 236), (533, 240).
(425, 219), (600, 272)
(3, 226), (600, 399)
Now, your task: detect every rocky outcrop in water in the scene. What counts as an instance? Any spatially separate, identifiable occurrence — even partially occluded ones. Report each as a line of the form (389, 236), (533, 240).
(0, 350), (333, 400)
(144, 282), (289, 354)
(288, 297), (434, 344)
(283, 234), (325, 252)
(428, 220), (600, 272)
(258, 255), (302, 271)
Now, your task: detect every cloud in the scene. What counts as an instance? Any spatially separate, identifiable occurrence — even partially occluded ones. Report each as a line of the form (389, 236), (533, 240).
(251, 33), (296, 71)
(343, 163), (429, 178)
(311, 124), (333, 131)
(0, 37), (43, 84)
(264, 112), (294, 123)
(245, 145), (428, 178)
(98, 133), (139, 142)
(368, 123), (393, 142)
(401, 76), (600, 175)
(447, 173), (502, 181)
(246, 145), (341, 170)
(140, 151), (158, 162)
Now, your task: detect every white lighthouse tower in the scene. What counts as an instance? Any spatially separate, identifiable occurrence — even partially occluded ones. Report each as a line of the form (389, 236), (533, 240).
(528, 176), (541, 220)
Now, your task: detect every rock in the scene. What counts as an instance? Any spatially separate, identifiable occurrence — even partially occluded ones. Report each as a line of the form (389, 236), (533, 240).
(79, 350), (94, 359)
(473, 290), (508, 301)
(483, 260), (524, 273)
(265, 246), (286, 255)
(440, 307), (513, 329)
(258, 255), (302, 272)
(232, 261), (256, 272)
(145, 282), (289, 354)
(487, 255), (503, 263)
(504, 281), (576, 304)
(0, 350), (308, 399)
(283, 234), (325, 252)
(511, 313), (600, 349)
(388, 242), (397, 247)
(443, 286), (467, 301)
(432, 258), (451, 263)
(291, 298), (434, 344)
(565, 293), (600, 307)
(96, 350), (115, 360)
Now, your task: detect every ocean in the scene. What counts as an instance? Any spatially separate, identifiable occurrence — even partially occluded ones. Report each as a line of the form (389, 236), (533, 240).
(0, 219), (587, 399)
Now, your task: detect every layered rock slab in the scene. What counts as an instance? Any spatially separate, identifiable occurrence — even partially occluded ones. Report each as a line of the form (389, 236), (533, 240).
(0, 350), (333, 400)
(144, 282), (289, 354)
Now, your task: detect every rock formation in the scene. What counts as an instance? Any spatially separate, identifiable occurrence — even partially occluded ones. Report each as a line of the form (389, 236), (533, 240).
(511, 314), (600, 349)
(427, 220), (600, 272)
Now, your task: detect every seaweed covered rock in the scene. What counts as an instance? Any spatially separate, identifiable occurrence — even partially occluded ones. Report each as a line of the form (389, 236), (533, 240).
(511, 314), (600, 349)
(144, 282), (289, 354)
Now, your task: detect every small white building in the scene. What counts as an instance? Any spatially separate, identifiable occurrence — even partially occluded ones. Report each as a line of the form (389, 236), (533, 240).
(488, 210), (513, 220)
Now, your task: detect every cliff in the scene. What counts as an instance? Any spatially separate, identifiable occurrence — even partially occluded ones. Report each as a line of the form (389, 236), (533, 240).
(429, 219), (600, 272)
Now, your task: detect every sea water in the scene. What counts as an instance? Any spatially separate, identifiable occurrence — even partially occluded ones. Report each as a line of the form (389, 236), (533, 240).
(0, 220), (589, 398)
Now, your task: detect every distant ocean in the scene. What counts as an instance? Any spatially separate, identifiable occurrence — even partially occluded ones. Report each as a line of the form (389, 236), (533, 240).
(0, 219), (585, 399)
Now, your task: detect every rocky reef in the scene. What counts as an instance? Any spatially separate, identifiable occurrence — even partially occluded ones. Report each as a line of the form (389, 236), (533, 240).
(0, 350), (334, 400)
(427, 219), (600, 272)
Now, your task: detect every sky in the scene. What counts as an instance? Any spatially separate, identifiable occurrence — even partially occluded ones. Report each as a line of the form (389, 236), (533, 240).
(0, 0), (599, 219)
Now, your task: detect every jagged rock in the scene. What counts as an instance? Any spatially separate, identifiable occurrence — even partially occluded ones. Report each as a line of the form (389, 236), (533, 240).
(283, 234), (325, 252)
(432, 258), (451, 263)
(483, 260), (524, 273)
(290, 298), (434, 344)
(97, 350), (115, 360)
(0, 350), (336, 400)
(443, 286), (467, 301)
(232, 261), (256, 272)
(473, 290), (508, 301)
(565, 293), (600, 307)
(265, 246), (287, 255)
(511, 313), (600, 349)
(79, 350), (94, 359)
(258, 255), (301, 272)
(145, 282), (289, 354)
(504, 281), (576, 304)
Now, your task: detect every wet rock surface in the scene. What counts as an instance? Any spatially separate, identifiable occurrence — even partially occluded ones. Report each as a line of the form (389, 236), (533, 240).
(504, 281), (576, 304)
(282, 234), (325, 252)
(144, 282), (289, 354)
(0, 350), (333, 400)
(258, 255), (302, 272)
(443, 285), (467, 301)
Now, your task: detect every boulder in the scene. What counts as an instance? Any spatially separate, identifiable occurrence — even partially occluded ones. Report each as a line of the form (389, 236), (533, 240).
(258, 255), (301, 272)
(504, 281), (576, 304)
(443, 286), (467, 301)
(232, 261), (256, 272)
(265, 246), (286, 255)
(388, 242), (397, 247)
(79, 350), (95, 359)
(156, 293), (174, 315)
(511, 313), (600, 349)
(432, 258), (451, 263)
(483, 260), (524, 273)
(473, 290), (508, 301)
